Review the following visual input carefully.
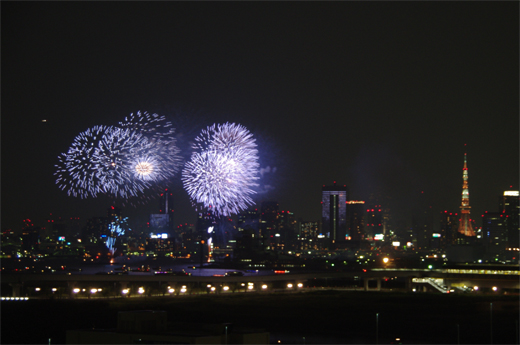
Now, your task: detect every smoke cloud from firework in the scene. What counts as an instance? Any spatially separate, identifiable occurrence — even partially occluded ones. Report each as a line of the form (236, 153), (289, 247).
(182, 123), (260, 216)
(54, 111), (181, 201)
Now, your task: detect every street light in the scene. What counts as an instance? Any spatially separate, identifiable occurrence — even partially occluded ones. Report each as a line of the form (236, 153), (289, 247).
(490, 302), (493, 344)
(376, 313), (379, 345)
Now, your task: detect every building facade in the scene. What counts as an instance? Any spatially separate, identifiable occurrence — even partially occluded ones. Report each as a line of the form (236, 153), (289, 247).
(321, 182), (348, 242)
(500, 190), (519, 250)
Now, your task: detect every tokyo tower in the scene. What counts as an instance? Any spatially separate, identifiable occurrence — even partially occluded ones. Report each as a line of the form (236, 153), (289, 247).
(457, 152), (476, 236)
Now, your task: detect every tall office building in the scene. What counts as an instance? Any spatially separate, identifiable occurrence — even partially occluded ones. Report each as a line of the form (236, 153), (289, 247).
(278, 210), (297, 251)
(159, 188), (175, 232)
(500, 190), (519, 250)
(150, 188), (174, 236)
(322, 182), (348, 242)
(440, 211), (459, 248)
(260, 201), (279, 239)
(457, 153), (476, 237)
(297, 221), (328, 251)
(21, 227), (41, 252)
(482, 212), (508, 258)
(365, 205), (384, 241)
(346, 201), (365, 241)
(299, 221), (319, 239)
(237, 208), (260, 234)
(410, 190), (435, 249)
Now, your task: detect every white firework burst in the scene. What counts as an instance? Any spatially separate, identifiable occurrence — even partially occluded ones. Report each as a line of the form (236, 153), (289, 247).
(182, 123), (259, 216)
(94, 126), (153, 198)
(56, 108), (184, 202)
(54, 125), (112, 198)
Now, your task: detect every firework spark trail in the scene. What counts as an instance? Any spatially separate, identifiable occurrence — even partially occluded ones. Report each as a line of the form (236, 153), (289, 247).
(182, 123), (259, 216)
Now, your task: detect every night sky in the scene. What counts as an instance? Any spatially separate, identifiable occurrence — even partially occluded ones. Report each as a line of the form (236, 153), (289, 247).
(2, 2), (518, 234)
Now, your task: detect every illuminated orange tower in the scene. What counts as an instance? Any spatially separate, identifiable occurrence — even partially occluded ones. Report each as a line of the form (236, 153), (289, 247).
(457, 152), (476, 236)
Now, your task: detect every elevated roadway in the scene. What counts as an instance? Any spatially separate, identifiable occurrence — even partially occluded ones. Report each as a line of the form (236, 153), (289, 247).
(3, 267), (518, 297)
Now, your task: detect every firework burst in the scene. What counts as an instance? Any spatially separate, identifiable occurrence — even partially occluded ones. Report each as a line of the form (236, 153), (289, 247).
(119, 110), (182, 181)
(182, 123), (259, 216)
(94, 126), (154, 198)
(55, 118), (181, 200)
(55, 125), (112, 198)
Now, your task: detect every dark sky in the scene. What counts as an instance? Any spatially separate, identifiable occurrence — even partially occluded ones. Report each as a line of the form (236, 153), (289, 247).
(2, 2), (518, 234)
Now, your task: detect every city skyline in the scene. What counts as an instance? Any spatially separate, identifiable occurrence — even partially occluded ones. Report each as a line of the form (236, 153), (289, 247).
(3, 2), (518, 232)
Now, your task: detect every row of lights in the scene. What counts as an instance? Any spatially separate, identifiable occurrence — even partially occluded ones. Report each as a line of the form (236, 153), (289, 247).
(37, 287), (104, 294)
(412, 286), (499, 293)
(461, 286), (498, 292)
(287, 283), (304, 288)
(207, 284), (230, 292)
(1, 297), (29, 301)
(32, 283), (306, 296)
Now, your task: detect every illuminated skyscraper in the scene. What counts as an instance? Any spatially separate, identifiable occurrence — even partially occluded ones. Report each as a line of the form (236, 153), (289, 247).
(457, 153), (476, 237)
(500, 190), (519, 250)
(150, 188), (174, 236)
(322, 182), (348, 242)
(482, 212), (507, 258)
(298, 221), (319, 250)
